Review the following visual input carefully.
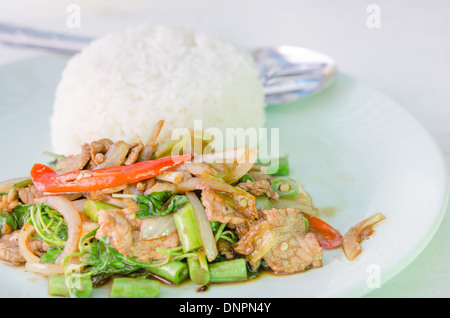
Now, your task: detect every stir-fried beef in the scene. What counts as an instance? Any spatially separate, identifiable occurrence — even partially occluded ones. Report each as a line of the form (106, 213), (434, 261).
(201, 190), (256, 224)
(95, 209), (179, 263)
(17, 184), (44, 205)
(124, 142), (144, 165)
(234, 208), (322, 274)
(262, 208), (322, 274)
(0, 230), (48, 266)
(55, 143), (91, 173)
(0, 231), (25, 265)
(88, 138), (114, 167)
(237, 179), (279, 201)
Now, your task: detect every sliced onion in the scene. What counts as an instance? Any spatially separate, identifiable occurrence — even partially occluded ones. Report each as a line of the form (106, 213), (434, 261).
(18, 223), (40, 263)
(103, 198), (129, 209)
(140, 120), (165, 161)
(195, 145), (248, 164)
(178, 162), (219, 177)
(71, 199), (87, 212)
(18, 223), (65, 275)
(144, 182), (178, 195)
(222, 147), (258, 184)
(93, 141), (130, 170)
(342, 213), (385, 260)
(33, 196), (82, 264)
(186, 192), (218, 262)
(0, 177), (30, 193)
(177, 177), (234, 193)
(25, 262), (64, 276)
(139, 214), (177, 241)
(155, 171), (185, 184)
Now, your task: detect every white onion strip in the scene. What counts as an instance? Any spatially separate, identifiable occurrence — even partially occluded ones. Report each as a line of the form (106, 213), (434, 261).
(140, 214), (177, 241)
(18, 223), (65, 275)
(25, 262), (65, 276)
(33, 196), (82, 265)
(0, 177), (30, 193)
(343, 213), (385, 261)
(186, 192), (218, 262)
(18, 223), (40, 263)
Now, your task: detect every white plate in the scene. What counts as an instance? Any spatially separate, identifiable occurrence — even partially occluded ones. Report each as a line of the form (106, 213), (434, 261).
(0, 55), (448, 298)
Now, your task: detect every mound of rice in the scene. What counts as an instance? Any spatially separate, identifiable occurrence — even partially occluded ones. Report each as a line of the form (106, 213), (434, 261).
(50, 24), (266, 155)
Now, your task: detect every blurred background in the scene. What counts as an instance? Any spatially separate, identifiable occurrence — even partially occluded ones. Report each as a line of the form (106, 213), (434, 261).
(0, 0), (449, 297)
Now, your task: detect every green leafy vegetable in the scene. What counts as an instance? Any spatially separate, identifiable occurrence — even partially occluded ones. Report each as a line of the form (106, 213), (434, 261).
(0, 204), (31, 233)
(135, 191), (189, 218)
(40, 246), (63, 264)
(236, 173), (255, 184)
(211, 221), (238, 244)
(28, 204), (68, 247)
(12, 204), (31, 229)
(0, 212), (18, 233)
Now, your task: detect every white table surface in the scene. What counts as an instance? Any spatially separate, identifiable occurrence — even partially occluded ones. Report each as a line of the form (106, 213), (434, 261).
(0, 0), (449, 298)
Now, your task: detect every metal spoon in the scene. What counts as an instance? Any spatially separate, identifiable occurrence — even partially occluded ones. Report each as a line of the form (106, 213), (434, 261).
(0, 23), (337, 105)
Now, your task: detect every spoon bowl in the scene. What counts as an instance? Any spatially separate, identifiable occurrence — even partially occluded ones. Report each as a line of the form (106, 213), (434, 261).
(252, 46), (337, 104)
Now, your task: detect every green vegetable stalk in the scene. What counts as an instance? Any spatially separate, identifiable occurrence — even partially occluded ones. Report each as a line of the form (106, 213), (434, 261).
(173, 203), (202, 253)
(113, 191), (189, 218)
(209, 259), (248, 283)
(271, 178), (300, 198)
(110, 277), (160, 298)
(146, 261), (189, 284)
(258, 156), (290, 176)
(187, 253), (210, 285)
(48, 274), (92, 298)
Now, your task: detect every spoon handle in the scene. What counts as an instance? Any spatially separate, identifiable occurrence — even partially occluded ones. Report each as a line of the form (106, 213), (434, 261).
(0, 23), (91, 54)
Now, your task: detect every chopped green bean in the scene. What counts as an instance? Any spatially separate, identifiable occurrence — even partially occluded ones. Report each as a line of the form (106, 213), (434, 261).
(271, 178), (300, 198)
(48, 274), (92, 298)
(146, 261), (189, 284)
(173, 203), (202, 253)
(187, 254), (210, 285)
(209, 259), (248, 283)
(48, 275), (70, 297)
(110, 277), (160, 298)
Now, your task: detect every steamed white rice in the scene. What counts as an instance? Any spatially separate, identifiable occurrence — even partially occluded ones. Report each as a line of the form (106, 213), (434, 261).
(50, 24), (266, 155)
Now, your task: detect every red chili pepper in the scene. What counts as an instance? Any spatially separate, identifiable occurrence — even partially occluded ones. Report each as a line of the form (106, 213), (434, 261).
(306, 216), (343, 250)
(31, 153), (193, 193)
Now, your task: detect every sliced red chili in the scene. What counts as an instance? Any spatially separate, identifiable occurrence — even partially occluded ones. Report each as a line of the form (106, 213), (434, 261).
(307, 216), (343, 250)
(31, 153), (193, 193)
